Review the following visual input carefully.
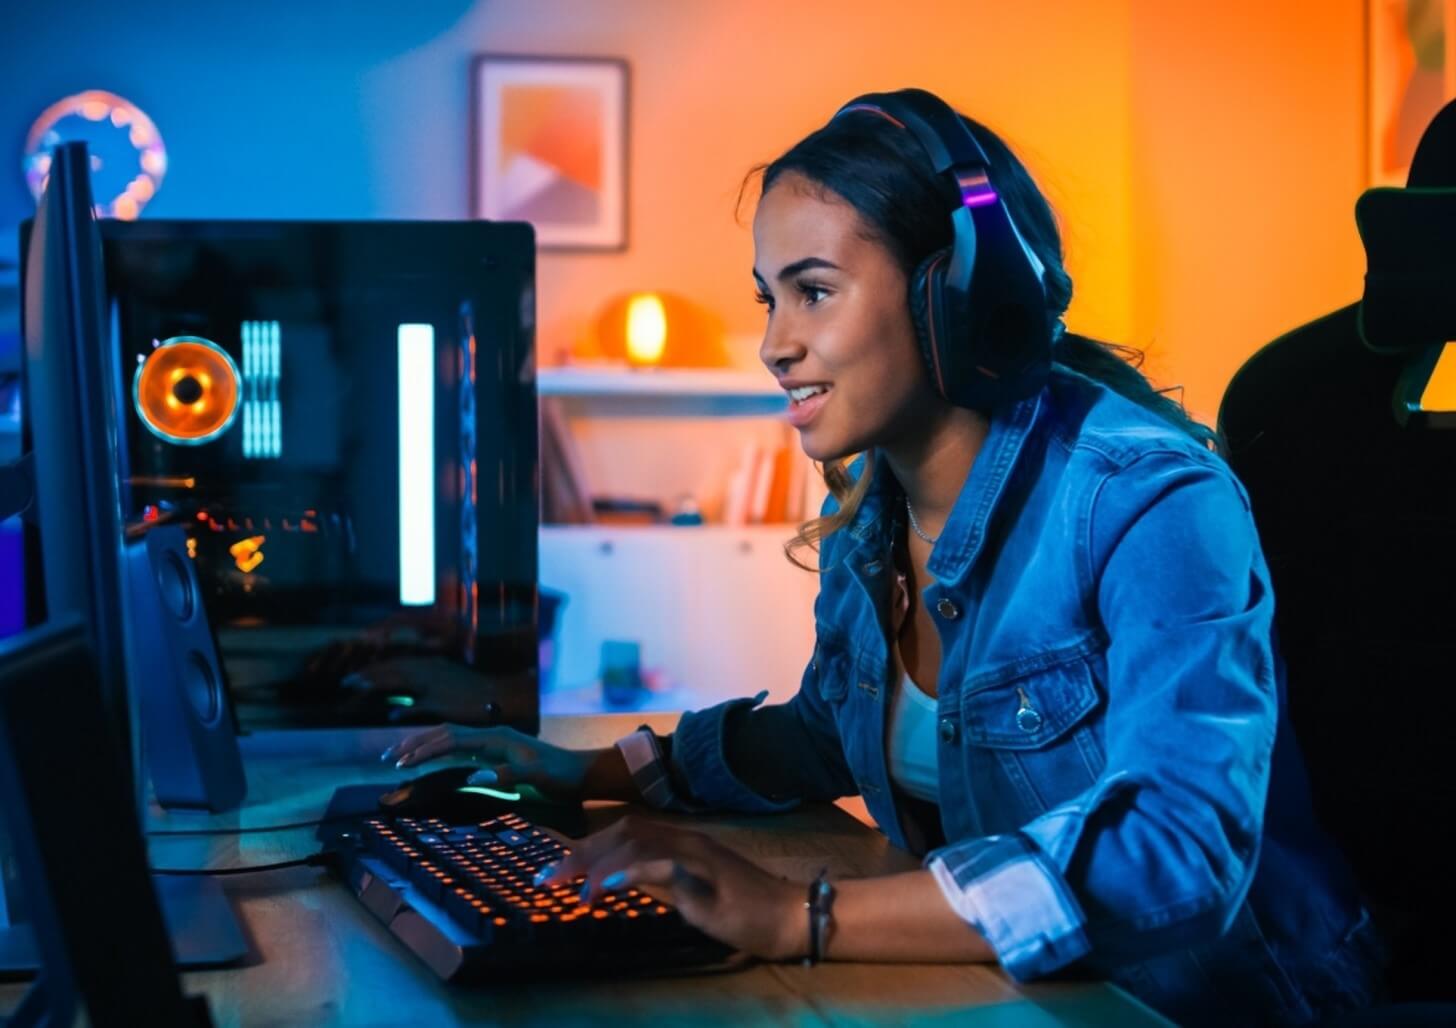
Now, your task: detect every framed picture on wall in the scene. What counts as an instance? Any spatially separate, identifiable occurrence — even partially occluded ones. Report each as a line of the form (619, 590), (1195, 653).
(471, 54), (629, 251)
(1367, 0), (1456, 187)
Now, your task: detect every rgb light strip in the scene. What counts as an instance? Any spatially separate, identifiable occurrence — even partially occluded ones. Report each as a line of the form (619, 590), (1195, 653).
(241, 321), (281, 459)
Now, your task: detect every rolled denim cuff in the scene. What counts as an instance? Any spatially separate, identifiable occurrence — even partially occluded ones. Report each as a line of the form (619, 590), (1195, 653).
(926, 833), (1091, 981)
(671, 690), (800, 814)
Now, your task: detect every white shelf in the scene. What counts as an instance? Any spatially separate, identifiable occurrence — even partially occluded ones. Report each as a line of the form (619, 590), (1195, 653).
(536, 369), (817, 714)
(538, 367), (787, 417)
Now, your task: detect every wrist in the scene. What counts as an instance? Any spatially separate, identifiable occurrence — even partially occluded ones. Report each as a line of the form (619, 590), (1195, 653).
(773, 877), (811, 962)
(580, 745), (636, 801)
(801, 869), (837, 965)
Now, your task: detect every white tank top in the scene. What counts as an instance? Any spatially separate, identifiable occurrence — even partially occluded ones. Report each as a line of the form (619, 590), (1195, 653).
(887, 670), (940, 803)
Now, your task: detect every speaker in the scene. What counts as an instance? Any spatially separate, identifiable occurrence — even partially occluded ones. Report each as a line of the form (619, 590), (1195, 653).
(125, 524), (246, 811)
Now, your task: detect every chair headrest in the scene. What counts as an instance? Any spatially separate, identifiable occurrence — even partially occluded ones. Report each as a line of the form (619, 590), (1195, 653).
(1409, 98), (1456, 188)
(1358, 98), (1456, 354)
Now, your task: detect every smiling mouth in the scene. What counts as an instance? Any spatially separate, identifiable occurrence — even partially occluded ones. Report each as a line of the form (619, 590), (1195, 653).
(787, 385), (832, 405)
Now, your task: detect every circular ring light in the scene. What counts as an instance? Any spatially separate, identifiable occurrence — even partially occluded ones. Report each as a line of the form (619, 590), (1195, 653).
(23, 90), (167, 220)
(134, 337), (241, 446)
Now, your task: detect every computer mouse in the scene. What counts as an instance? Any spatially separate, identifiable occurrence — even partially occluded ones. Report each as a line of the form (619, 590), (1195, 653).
(378, 765), (589, 838)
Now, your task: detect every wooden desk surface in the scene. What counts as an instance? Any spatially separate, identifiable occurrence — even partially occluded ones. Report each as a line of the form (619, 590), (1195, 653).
(6, 716), (1169, 1026)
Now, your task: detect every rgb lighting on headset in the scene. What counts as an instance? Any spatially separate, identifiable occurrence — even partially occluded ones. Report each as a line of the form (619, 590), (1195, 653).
(133, 336), (241, 445)
(957, 171), (998, 208)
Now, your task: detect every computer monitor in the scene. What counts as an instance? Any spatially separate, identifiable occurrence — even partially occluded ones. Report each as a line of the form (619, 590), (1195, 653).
(16, 141), (135, 785)
(5, 142), (248, 974)
(0, 618), (211, 1027)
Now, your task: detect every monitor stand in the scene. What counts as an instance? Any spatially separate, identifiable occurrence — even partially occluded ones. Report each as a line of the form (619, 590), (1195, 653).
(0, 874), (248, 974)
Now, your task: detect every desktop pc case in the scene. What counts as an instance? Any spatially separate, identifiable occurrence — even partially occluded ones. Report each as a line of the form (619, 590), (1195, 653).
(30, 219), (541, 732)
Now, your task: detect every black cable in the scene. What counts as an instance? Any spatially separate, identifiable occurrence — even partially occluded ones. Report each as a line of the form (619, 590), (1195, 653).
(151, 852), (332, 876)
(147, 812), (370, 837)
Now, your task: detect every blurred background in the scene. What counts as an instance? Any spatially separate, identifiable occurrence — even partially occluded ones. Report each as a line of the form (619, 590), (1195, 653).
(0, 0), (1378, 403)
(0, 0), (1414, 712)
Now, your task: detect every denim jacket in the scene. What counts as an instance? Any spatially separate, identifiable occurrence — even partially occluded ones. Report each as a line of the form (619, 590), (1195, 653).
(626, 365), (1383, 1025)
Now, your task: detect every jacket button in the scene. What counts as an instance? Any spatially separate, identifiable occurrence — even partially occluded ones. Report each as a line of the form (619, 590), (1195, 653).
(938, 718), (958, 745)
(935, 598), (959, 620)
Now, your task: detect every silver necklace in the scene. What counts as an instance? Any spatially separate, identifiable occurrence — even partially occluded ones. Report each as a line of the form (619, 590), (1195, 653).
(904, 497), (938, 545)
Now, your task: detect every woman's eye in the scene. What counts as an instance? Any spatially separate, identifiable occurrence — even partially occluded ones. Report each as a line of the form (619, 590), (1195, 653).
(799, 282), (828, 305)
(753, 291), (774, 311)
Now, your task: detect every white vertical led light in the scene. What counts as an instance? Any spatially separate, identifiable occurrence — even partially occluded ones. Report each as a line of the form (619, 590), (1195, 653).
(398, 323), (435, 606)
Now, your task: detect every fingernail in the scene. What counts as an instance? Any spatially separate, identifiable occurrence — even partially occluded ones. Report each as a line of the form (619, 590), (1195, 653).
(395, 758), (407, 769)
(466, 768), (497, 785)
(601, 871), (626, 891)
(578, 881), (592, 904)
(379, 749), (394, 762)
(533, 864), (556, 887)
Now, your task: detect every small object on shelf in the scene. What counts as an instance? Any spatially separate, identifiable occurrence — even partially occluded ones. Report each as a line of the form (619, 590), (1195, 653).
(600, 639), (645, 707)
(538, 589), (566, 692)
(591, 496), (663, 525)
(589, 290), (729, 368)
(669, 495), (703, 526)
(625, 293), (668, 366)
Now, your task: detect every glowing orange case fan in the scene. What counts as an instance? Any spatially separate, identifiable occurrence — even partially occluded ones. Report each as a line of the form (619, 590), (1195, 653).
(133, 336), (241, 445)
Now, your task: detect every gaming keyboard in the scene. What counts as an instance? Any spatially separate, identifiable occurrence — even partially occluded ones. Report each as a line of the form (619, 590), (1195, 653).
(331, 811), (736, 981)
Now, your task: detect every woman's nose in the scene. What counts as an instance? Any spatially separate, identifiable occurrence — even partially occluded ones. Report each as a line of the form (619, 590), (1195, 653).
(758, 315), (804, 374)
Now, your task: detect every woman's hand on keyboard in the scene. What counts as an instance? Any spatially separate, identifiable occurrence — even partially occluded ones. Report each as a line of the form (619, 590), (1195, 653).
(380, 724), (591, 802)
(534, 814), (806, 961)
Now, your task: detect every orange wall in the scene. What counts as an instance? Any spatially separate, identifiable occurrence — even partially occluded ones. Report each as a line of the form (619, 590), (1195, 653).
(465, 0), (1368, 421)
(465, 0), (1137, 365)
(1129, 0), (1368, 420)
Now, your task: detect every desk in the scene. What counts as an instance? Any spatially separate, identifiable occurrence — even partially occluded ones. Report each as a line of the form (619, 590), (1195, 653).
(7, 716), (1169, 1026)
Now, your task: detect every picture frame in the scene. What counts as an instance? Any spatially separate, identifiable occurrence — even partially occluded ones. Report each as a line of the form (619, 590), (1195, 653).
(1366, 0), (1456, 187)
(471, 54), (629, 251)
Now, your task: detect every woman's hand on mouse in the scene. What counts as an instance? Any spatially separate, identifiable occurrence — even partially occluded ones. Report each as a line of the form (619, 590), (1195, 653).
(380, 724), (591, 801)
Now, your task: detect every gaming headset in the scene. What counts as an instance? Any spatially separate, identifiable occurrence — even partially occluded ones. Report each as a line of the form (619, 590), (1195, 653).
(830, 89), (1056, 411)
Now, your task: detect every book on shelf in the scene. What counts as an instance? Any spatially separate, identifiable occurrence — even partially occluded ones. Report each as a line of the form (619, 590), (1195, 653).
(722, 441), (760, 527)
(762, 444), (795, 525)
(723, 439), (817, 526)
(539, 397), (829, 528)
(747, 442), (778, 524)
(541, 397), (594, 524)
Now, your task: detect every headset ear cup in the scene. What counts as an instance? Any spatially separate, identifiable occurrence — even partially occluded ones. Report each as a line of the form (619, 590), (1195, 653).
(908, 247), (950, 395)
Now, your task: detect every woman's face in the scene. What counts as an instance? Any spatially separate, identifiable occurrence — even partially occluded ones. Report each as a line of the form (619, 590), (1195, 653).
(753, 173), (938, 463)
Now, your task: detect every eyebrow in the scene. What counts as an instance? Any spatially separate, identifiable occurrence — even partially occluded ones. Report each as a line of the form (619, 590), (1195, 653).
(751, 257), (842, 284)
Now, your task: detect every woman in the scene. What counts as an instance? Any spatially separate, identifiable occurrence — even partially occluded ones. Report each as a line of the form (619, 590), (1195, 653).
(385, 89), (1382, 1025)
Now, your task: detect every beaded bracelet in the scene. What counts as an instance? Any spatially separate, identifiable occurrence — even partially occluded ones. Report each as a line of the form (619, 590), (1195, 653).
(803, 867), (836, 966)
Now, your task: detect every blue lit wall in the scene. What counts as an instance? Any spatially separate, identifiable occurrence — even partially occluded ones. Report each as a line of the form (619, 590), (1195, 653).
(0, 0), (483, 258)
